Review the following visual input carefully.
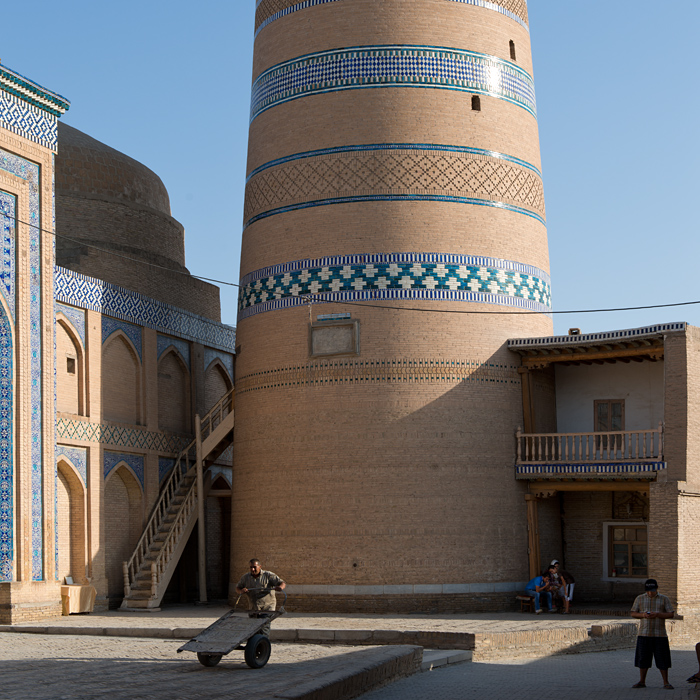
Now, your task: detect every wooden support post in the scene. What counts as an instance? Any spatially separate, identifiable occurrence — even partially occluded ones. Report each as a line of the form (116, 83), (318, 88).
(525, 494), (540, 579)
(518, 367), (535, 433)
(195, 414), (208, 603)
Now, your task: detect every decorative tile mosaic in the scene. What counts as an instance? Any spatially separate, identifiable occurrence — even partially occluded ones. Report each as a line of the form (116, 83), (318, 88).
(254, 0), (528, 37)
(0, 300), (13, 581)
(55, 445), (88, 487)
(102, 316), (143, 360)
(55, 303), (85, 345)
(158, 457), (176, 484)
(104, 452), (145, 490)
(56, 417), (192, 454)
(238, 252), (551, 320)
(55, 266), (236, 353)
(508, 322), (687, 349)
(0, 90), (59, 152)
(245, 143), (544, 228)
(210, 466), (232, 486)
(157, 334), (191, 368)
(204, 348), (234, 381)
(0, 64), (70, 117)
(516, 462), (666, 477)
(0, 148), (44, 580)
(0, 191), (15, 319)
(237, 358), (520, 394)
(250, 45), (537, 122)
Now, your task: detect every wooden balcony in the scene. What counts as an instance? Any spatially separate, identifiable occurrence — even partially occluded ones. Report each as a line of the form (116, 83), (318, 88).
(515, 424), (665, 481)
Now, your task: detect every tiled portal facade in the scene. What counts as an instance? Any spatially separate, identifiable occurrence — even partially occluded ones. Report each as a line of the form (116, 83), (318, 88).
(0, 63), (235, 622)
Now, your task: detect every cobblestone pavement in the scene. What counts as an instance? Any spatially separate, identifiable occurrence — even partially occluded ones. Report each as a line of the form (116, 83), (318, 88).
(0, 633), (389, 700)
(8, 605), (628, 635)
(360, 644), (700, 700)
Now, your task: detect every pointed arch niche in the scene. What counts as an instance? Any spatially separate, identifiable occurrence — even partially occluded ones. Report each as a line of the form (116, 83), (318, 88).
(104, 463), (143, 603)
(56, 458), (87, 584)
(204, 358), (233, 414)
(158, 347), (191, 434)
(102, 331), (142, 425)
(56, 315), (86, 416)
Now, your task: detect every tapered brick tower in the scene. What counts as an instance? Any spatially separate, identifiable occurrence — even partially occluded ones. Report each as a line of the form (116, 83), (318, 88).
(233, 0), (552, 611)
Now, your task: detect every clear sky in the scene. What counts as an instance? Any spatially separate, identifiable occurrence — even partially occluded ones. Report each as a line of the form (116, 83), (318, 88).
(2, 1), (698, 335)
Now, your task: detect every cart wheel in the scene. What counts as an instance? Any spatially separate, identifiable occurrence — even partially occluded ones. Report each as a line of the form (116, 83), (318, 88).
(244, 634), (271, 668)
(197, 652), (223, 667)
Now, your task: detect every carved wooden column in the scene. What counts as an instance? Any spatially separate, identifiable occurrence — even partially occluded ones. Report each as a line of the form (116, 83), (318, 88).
(525, 494), (540, 579)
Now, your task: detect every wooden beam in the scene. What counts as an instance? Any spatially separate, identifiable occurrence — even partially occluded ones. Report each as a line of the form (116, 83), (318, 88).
(522, 345), (663, 368)
(528, 481), (650, 493)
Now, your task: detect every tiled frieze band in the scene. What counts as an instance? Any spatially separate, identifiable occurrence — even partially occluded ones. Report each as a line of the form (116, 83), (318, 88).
(244, 144), (545, 228)
(56, 418), (192, 454)
(516, 462), (666, 477)
(104, 452), (145, 490)
(0, 301), (13, 581)
(55, 266), (236, 353)
(237, 358), (520, 394)
(0, 191), (16, 319)
(250, 45), (537, 122)
(0, 91), (59, 152)
(254, 0), (528, 36)
(238, 252), (551, 320)
(0, 64), (70, 117)
(1, 148), (44, 580)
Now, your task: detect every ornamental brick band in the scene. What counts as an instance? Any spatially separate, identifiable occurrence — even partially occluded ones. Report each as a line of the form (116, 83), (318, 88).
(244, 145), (545, 228)
(255, 0), (529, 36)
(236, 358), (520, 394)
(250, 46), (537, 121)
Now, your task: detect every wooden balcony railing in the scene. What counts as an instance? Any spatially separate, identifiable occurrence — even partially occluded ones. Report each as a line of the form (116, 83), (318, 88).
(516, 423), (663, 464)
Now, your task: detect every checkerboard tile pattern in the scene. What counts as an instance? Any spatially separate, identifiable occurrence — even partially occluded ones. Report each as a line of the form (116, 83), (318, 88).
(251, 45), (537, 122)
(254, 0), (529, 37)
(238, 252), (551, 320)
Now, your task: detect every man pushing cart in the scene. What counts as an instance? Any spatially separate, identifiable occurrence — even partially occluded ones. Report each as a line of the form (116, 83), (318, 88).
(235, 559), (286, 636)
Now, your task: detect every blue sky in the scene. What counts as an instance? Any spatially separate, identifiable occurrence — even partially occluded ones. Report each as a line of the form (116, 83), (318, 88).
(2, 1), (698, 334)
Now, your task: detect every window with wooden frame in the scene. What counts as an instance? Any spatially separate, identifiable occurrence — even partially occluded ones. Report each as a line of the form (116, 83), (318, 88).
(595, 399), (625, 452)
(609, 525), (648, 578)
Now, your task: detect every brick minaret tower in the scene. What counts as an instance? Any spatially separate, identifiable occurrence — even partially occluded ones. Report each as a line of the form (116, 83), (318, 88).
(233, 0), (552, 610)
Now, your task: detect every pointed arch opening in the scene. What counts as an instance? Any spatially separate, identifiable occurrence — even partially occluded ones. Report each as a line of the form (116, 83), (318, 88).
(56, 459), (87, 584)
(204, 359), (233, 415)
(56, 316), (86, 416)
(158, 348), (191, 434)
(102, 332), (142, 425)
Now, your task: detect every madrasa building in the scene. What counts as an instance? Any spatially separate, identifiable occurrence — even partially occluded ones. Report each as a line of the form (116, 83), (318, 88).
(2, 0), (700, 624)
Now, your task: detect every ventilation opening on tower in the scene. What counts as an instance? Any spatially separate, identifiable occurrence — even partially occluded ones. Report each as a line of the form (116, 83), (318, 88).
(471, 95), (481, 111)
(509, 40), (517, 61)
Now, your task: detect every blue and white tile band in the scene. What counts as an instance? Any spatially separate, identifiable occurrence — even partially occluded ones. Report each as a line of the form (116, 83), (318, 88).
(0, 191), (16, 319)
(250, 45), (537, 122)
(0, 299), (13, 581)
(254, 0), (529, 38)
(244, 143), (545, 228)
(238, 252), (551, 320)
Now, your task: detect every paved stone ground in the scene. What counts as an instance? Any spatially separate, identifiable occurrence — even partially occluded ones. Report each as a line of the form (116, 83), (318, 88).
(0, 633), (398, 700)
(360, 644), (700, 700)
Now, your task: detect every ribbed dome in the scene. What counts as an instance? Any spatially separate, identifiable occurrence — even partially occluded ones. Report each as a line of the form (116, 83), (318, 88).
(56, 122), (171, 215)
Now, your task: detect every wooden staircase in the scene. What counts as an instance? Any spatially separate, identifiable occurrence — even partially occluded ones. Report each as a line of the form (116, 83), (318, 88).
(121, 388), (235, 610)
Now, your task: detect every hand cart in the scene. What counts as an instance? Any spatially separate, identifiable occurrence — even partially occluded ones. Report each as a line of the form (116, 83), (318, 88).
(178, 589), (286, 668)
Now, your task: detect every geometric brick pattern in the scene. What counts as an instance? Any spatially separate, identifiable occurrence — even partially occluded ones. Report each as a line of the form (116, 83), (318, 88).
(55, 418), (192, 455)
(54, 266), (236, 353)
(244, 144), (545, 228)
(236, 357), (520, 394)
(238, 252), (551, 320)
(255, 0), (529, 37)
(251, 46), (537, 122)
(0, 91), (59, 152)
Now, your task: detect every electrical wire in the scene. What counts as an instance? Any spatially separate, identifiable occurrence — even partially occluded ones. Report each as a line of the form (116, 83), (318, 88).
(3, 211), (697, 317)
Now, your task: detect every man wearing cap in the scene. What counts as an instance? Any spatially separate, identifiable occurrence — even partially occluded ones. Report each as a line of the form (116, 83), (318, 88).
(235, 559), (286, 636)
(630, 578), (675, 689)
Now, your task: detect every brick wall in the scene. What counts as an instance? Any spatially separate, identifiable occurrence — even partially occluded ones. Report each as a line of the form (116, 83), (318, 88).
(158, 351), (190, 434)
(102, 335), (141, 425)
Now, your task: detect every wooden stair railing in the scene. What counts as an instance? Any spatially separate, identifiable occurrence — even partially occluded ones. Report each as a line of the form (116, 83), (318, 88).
(121, 388), (234, 608)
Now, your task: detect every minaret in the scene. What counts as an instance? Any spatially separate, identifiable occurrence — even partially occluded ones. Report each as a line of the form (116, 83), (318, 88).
(233, 0), (552, 610)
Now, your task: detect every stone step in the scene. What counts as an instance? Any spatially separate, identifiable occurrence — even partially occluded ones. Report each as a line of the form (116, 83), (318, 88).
(421, 649), (472, 671)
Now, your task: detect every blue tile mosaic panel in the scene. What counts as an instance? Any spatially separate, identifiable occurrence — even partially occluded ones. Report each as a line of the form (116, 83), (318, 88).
(102, 316), (143, 360)
(55, 266), (236, 353)
(157, 334), (191, 368)
(158, 458), (176, 484)
(55, 303), (86, 345)
(104, 452), (145, 490)
(0, 300), (13, 581)
(56, 446), (88, 487)
(244, 143), (544, 229)
(0, 191), (15, 319)
(238, 252), (551, 320)
(0, 64), (70, 117)
(251, 45), (537, 122)
(255, 0), (528, 37)
(0, 90), (59, 152)
(204, 348), (234, 381)
(0, 147), (44, 581)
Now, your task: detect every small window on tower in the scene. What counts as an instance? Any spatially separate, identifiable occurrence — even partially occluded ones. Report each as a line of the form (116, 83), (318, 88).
(471, 95), (481, 111)
(66, 357), (76, 375)
(509, 40), (517, 61)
